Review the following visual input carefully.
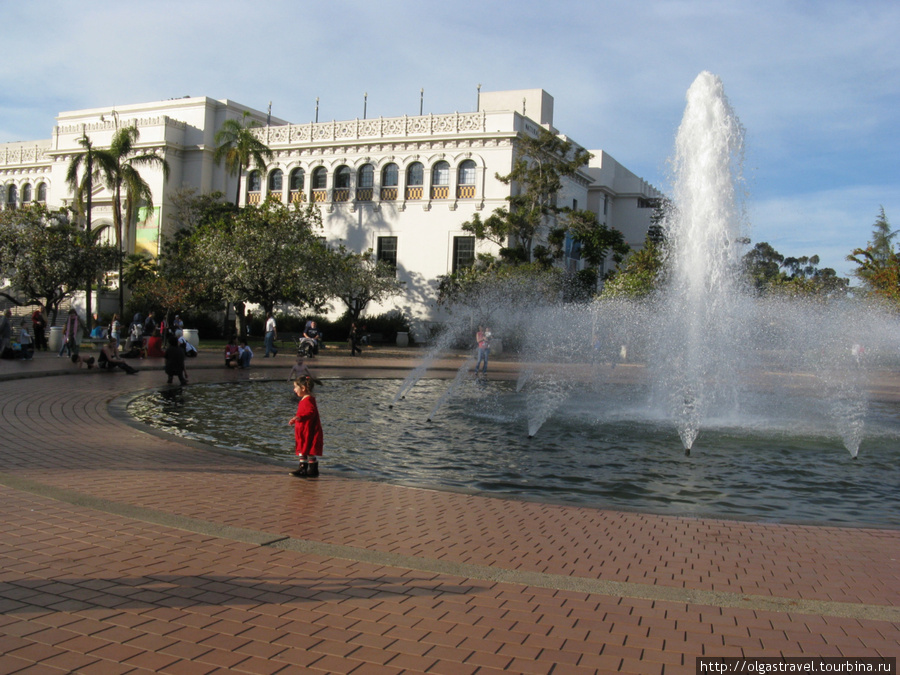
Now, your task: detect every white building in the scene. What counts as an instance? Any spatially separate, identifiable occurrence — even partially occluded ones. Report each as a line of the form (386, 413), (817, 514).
(0, 88), (662, 328)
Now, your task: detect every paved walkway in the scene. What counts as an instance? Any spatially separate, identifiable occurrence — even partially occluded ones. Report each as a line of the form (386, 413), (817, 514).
(0, 349), (897, 674)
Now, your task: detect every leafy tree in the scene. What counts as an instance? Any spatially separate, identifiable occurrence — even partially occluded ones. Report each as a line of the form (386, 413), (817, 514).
(213, 111), (274, 205)
(463, 128), (592, 265)
(0, 204), (118, 322)
(599, 237), (666, 300)
(101, 125), (171, 316)
(193, 200), (328, 323)
(743, 241), (785, 291)
(324, 246), (405, 322)
(66, 133), (116, 324)
(847, 207), (899, 306)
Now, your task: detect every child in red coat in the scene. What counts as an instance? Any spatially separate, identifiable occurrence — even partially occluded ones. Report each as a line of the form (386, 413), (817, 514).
(288, 376), (323, 478)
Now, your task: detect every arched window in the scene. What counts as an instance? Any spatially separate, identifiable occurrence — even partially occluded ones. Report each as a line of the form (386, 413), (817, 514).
(381, 163), (399, 200)
(289, 168), (305, 191)
(36, 183), (47, 203)
(268, 169), (283, 192)
(247, 171), (261, 205)
(21, 183), (32, 203)
(405, 162), (424, 200)
(7, 184), (17, 209)
(334, 166), (351, 189)
(358, 164), (374, 188)
(311, 167), (328, 189)
(311, 167), (328, 203)
(431, 161), (450, 199)
(457, 159), (477, 198)
(356, 164), (374, 202)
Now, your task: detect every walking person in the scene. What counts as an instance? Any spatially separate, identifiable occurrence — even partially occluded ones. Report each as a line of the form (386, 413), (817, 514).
(64, 309), (81, 359)
(288, 376), (323, 478)
(164, 337), (187, 385)
(264, 312), (278, 357)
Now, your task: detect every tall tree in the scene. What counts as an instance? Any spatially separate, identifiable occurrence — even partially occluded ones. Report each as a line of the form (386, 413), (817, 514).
(102, 125), (171, 316)
(66, 133), (115, 325)
(463, 127), (592, 265)
(847, 207), (899, 305)
(325, 246), (405, 322)
(213, 111), (274, 205)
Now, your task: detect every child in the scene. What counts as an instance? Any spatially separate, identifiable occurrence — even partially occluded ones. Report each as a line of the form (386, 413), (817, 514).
(288, 376), (323, 478)
(289, 356), (322, 385)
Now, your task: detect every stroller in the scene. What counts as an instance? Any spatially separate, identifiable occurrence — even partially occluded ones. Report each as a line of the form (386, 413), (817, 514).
(295, 336), (317, 358)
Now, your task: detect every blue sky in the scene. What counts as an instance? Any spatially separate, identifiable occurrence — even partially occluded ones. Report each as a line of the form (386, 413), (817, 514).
(1, 0), (897, 277)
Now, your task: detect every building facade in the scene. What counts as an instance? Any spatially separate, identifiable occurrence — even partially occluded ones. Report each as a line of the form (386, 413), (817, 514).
(0, 89), (662, 329)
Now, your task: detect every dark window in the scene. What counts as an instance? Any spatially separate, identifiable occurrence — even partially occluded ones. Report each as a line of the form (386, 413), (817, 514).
(7, 184), (17, 207)
(452, 236), (475, 273)
(311, 167), (328, 189)
(335, 166), (351, 189)
(289, 168), (305, 191)
(406, 162), (424, 186)
(36, 183), (47, 202)
(458, 160), (476, 185)
(382, 163), (399, 187)
(248, 171), (261, 191)
(432, 161), (450, 186)
(358, 164), (374, 188)
(376, 236), (398, 275)
(268, 169), (283, 192)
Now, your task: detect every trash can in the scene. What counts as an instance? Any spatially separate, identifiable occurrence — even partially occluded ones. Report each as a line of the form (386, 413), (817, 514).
(49, 326), (63, 352)
(395, 332), (409, 347)
(182, 328), (199, 347)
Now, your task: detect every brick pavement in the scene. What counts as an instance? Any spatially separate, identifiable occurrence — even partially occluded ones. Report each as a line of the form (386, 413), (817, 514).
(0, 349), (897, 674)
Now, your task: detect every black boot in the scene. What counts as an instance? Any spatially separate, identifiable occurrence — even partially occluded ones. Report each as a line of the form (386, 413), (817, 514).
(307, 461), (319, 478)
(289, 461), (307, 478)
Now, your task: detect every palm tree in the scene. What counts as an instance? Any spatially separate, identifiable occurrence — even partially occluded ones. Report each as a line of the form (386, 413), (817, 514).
(66, 133), (115, 328)
(102, 125), (170, 315)
(213, 111), (273, 205)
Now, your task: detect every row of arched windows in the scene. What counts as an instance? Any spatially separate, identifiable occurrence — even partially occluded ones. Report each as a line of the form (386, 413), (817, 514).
(3, 182), (47, 209)
(247, 160), (479, 205)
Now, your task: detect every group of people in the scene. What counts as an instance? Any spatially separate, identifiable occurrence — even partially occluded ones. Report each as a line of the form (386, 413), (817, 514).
(224, 337), (254, 369)
(0, 309), (36, 360)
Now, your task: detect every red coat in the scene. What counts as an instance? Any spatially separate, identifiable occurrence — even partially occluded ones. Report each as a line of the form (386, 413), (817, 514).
(292, 395), (323, 457)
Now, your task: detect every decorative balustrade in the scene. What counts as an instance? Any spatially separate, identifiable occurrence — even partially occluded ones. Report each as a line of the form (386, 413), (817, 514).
(267, 191), (283, 202)
(457, 185), (476, 199)
(252, 111), (486, 146)
(355, 188), (373, 202)
(333, 189), (350, 203)
(312, 189), (328, 203)
(430, 186), (449, 200)
(0, 144), (50, 167)
(405, 186), (423, 200)
(247, 192), (262, 205)
(290, 190), (305, 203)
(380, 187), (398, 201)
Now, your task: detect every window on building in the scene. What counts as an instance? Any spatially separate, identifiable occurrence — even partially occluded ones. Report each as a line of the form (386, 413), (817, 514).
(432, 161), (450, 186)
(458, 160), (476, 185)
(289, 168), (305, 191)
(7, 184), (18, 208)
(382, 163), (399, 187)
(268, 169), (283, 192)
(248, 171), (261, 192)
(572, 199), (578, 211)
(376, 236), (398, 275)
(637, 197), (659, 209)
(36, 183), (47, 202)
(406, 162), (424, 186)
(21, 183), (32, 203)
(358, 164), (374, 188)
(335, 166), (351, 189)
(311, 167), (327, 189)
(603, 194), (609, 216)
(452, 236), (475, 273)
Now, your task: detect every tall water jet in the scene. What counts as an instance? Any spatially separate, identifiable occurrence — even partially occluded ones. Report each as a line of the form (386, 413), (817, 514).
(656, 71), (749, 453)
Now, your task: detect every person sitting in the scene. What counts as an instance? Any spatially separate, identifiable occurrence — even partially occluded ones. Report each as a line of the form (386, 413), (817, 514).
(99, 338), (138, 374)
(145, 329), (165, 358)
(71, 354), (96, 369)
(175, 329), (198, 357)
(16, 319), (34, 361)
(90, 322), (107, 340)
(238, 339), (253, 368)
(303, 321), (322, 355)
(224, 337), (240, 368)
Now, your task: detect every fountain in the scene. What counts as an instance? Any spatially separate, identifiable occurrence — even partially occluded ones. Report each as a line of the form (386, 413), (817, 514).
(129, 72), (900, 525)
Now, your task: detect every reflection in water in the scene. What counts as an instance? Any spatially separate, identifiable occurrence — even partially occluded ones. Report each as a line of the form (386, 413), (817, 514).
(128, 379), (900, 527)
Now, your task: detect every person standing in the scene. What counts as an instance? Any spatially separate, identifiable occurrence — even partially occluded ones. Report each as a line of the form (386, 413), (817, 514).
(348, 322), (362, 356)
(288, 376), (324, 478)
(264, 312), (278, 357)
(0, 309), (11, 357)
(475, 325), (491, 375)
(31, 308), (47, 351)
(17, 318), (34, 360)
(110, 314), (122, 348)
(164, 338), (187, 385)
(64, 309), (81, 359)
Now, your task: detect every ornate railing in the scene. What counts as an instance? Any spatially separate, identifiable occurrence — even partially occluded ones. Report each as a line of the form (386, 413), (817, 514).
(290, 190), (305, 203)
(380, 187), (398, 201)
(405, 186), (423, 200)
(333, 189), (350, 202)
(267, 191), (283, 202)
(312, 189), (328, 203)
(247, 192), (262, 205)
(253, 111), (486, 146)
(355, 188), (373, 202)
(457, 185), (476, 199)
(430, 186), (449, 200)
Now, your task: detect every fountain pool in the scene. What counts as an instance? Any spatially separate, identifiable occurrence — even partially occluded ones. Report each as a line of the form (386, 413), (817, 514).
(128, 378), (900, 527)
